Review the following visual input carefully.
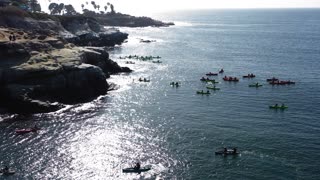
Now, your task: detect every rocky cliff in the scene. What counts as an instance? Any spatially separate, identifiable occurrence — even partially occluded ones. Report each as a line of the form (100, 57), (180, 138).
(0, 10), (131, 114)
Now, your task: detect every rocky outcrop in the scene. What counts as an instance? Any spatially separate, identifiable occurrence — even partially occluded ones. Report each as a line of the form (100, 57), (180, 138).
(66, 29), (128, 47)
(81, 47), (132, 77)
(0, 39), (131, 114)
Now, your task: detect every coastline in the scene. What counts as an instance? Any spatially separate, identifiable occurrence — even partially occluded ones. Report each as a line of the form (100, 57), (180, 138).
(0, 7), (173, 114)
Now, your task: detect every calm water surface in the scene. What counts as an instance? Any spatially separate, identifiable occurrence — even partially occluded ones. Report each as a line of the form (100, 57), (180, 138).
(1, 9), (320, 179)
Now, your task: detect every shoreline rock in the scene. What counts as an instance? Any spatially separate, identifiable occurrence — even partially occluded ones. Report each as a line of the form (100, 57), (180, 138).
(0, 31), (131, 114)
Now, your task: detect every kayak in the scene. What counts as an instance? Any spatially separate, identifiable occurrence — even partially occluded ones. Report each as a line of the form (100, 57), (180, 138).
(197, 91), (210, 95)
(243, 75), (255, 78)
(15, 128), (37, 134)
(266, 78), (279, 82)
(200, 79), (218, 83)
(0, 170), (15, 175)
(122, 167), (151, 173)
(286, 81), (295, 84)
(269, 81), (287, 85)
(206, 72), (218, 76)
(206, 86), (220, 90)
(152, 60), (162, 63)
(139, 79), (150, 82)
(215, 149), (239, 155)
(269, 105), (288, 109)
(223, 77), (239, 82)
(249, 84), (262, 87)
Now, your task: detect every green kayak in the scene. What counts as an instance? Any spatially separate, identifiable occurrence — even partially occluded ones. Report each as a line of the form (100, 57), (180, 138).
(206, 86), (220, 90)
(269, 105), (288, 109)
(249, 84), (263, 87)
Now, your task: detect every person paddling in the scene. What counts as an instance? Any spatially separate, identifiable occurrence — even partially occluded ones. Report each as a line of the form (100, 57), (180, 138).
(134, 162), (141, 170)
(224, 148), (227, 153)
(2, 166), (9, 173)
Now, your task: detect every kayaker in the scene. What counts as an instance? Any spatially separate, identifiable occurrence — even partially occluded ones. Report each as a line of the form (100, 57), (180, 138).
(281, 103), (285, 107)
(201, 90), (204, 93)
(275, 104), (278, 107)
(2, 166), (9, 173)
(175, 82), (179, 86)
(134, 162), (141, 170)
(256, 82), (259, 86)
(224, 148), (227, 153)
(207, 90), (209, 94)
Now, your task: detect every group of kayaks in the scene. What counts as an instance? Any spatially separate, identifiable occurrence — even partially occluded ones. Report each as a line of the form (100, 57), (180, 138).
(138, 78), (150, 82)
(119, 55), (161, 61)
(152, 60), (162, 63)
(125, 61), (135, 64)
(269, 104), (288, 110)
(197, 70), (293, 110)
(170, 82), (180, 87)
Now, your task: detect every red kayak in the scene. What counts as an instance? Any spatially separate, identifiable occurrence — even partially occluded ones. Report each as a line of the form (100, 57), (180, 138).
(269, 81), (286, 85)
(283, 80), (295, 84)
(15, 128), (38, 135)
(223, 77), (239, 82)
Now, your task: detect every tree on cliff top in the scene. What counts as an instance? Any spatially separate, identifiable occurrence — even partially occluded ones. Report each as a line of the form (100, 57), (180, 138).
(28, 0), (41, 12)
(64, 4), (77, 15)
(48, 3), (77, 15)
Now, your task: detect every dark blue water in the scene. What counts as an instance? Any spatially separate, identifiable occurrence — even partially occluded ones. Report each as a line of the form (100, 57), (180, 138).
(1, 9), (320, 179)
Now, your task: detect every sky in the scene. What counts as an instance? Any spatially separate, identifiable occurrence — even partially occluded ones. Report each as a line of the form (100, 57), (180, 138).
(39, 0), (320, 16)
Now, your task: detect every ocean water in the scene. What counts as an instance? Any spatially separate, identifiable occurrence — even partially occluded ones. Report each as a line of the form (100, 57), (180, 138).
(1, 9), (320, 179)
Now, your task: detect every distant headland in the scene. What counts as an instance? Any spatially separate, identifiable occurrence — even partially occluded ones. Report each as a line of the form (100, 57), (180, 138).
(0, 1), (174, 114)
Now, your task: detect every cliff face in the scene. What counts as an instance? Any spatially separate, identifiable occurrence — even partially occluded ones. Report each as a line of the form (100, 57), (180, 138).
(0, 13), (131, 114)
(0, 13), (128, 47)
(0, 38), (131, 113)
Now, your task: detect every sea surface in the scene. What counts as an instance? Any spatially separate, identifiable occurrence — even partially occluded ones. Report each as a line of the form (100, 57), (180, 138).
(1, 9), (320, 179)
